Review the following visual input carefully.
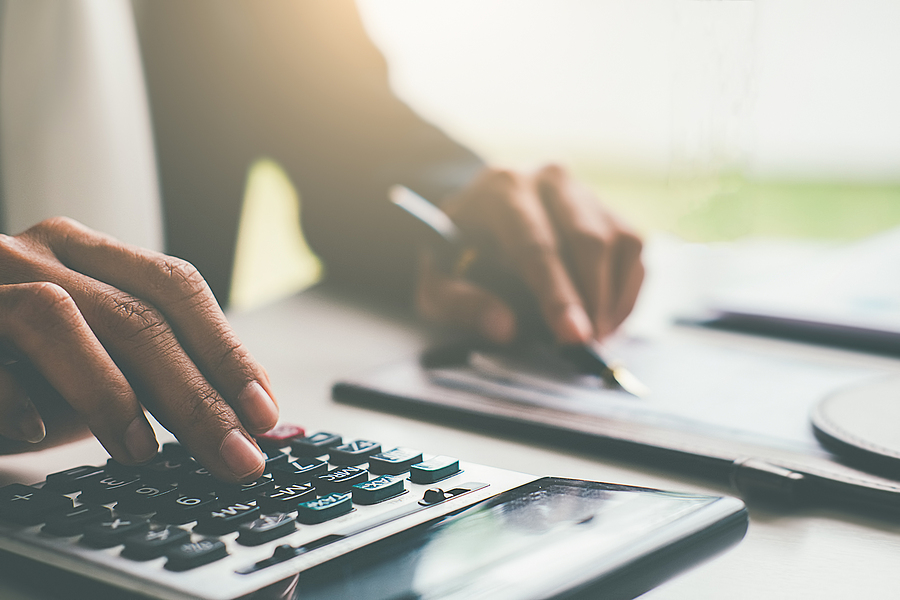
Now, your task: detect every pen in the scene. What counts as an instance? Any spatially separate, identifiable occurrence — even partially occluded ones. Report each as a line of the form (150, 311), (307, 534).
(389, 185), (647, 397)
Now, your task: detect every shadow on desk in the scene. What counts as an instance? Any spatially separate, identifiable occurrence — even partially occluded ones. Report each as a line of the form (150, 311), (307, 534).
(0, 548), (145, 600)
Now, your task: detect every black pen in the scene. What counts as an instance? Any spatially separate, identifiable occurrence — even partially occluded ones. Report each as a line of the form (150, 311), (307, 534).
(389, 185), (647, 397)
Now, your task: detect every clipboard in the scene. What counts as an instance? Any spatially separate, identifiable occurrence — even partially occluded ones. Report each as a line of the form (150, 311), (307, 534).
(333, 333), (900, 514)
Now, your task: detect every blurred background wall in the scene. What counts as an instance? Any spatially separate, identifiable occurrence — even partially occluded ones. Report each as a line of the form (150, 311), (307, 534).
(356, 0), (900, 242)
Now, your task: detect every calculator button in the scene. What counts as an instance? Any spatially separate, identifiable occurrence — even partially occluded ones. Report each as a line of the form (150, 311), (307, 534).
(165, 539), (229, 571)
(79, 474), (141, 504)
(0, 484), (73, 525)
(216, 475), (276, 502)
(194, 500), (261, 535)
(295, 493), (352, 524)
(290, 432), (342, 456)
(263, 451), (290, 473)
(155, 492), (218, 525)
(315, 466), (368, 494)
(42, 505), (112, 537)
(114, 483), (179, 514)
(81, 514), (150, 548)
(368, 448), (424, 475)
(161, 443), (192, 463)
(122, 524), (190, 560)
(351, 475), (405, 505)
(139, 455), (195, 487)
(409, 456), (461, 484)
(256, 423), (306, 452)
(255, 483), (316, 513)
(237, 513), (296, 546)
(181, 466), (218, 493)
(270, 458), (327, 485)
(328, 440), (382, 466)
(44, 466), (105, 494)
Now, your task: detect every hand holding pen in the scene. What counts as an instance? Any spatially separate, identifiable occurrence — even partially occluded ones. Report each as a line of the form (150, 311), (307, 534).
(401, 165), (645, 346)
(392, 165), (647, 396)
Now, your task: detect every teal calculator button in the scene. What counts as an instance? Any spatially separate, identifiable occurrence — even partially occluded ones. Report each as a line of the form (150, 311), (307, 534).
(295, 492), (352, 524)
(351, 475), (405, 505)
(409, 457), (460, 484)
(368, 448), (423, 475)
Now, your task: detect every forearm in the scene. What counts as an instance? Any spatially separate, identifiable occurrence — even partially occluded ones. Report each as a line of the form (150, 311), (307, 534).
(292, 121), (484, 306)
(137, 0), (483, 305)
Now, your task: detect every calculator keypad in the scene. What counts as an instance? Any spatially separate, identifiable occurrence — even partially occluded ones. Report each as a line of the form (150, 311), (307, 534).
(368, 447), (424, 475)
(295, 492), (353, 524)
(42, 504), (112, 537)
(0, 484), (73, 525)
(315, 466), (369, 494)
(256, 483), (316, 512)
(270, 457), (328, 485)
(409, 456), (461, 484)
(81, 514), (151, 548)
(290, 432), (342, 456)
(194, 500), (261, 535)
(237, 512), (296, 546)
(0, 425), (466, 577)
(122, 524), (191, 560)
(328, 440), (382, 466)
(165, 539), (229, 571)
(351, 474), (405, 505)
(43, 466), (105, 494)
(255, 424), (306, 453)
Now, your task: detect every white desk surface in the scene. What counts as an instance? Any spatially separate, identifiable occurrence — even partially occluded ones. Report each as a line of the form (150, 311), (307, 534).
(2, 285), (900, 599)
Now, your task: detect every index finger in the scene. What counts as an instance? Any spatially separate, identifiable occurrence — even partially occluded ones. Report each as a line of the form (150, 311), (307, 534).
(472, 170), (594, 344)
(35, 218), (278, 434)
(536, 165), (644, 337)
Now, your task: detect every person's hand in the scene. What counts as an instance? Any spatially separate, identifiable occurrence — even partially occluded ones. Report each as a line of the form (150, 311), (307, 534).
(416, 165), (644, 344)
(0, 217), (278, 482)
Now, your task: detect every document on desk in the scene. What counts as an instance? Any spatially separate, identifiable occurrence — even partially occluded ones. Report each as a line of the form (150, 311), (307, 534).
(434, 339), (862, 451)
(702, 226), (900, 353)
(334, 334), (900, 511)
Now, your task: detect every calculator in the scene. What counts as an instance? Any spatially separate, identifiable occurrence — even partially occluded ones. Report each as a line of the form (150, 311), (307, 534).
(0, 424), (748, 600)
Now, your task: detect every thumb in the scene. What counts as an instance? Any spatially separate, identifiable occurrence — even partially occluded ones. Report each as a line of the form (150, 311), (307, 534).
(417, 254), (517, 344)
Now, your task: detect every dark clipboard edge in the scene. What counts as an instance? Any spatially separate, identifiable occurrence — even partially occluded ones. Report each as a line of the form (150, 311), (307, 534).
(692, 311), (900, 358)
(333, 367), (900, 519)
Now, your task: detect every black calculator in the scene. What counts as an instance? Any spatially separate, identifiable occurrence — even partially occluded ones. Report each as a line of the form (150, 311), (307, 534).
(0, 425), (748, 600)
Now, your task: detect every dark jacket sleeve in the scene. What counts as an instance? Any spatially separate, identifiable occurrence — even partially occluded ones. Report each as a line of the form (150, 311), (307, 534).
(135, 0), (484, 306)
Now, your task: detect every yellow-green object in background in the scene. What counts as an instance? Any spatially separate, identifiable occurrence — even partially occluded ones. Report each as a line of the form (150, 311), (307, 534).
(230, 159), (323, 311)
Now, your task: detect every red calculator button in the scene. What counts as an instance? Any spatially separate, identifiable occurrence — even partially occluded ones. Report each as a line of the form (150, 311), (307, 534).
(256, 423), (306, 451)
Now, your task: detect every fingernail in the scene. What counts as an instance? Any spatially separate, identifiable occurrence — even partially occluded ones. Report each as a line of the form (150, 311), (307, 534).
(481, 305), (516, 343)
(556, 304), (593, 344)
(239, 381), (279, 432)
(13, 400), (45, 444)
(220, 429), (264, 480)
(125, 416), (158, 463)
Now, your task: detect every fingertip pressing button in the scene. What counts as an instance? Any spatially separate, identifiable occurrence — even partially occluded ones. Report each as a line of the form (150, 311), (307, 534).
(125, 416), (159, 464)
(238, 382), (279, 433)
(220, 430), (265, 480)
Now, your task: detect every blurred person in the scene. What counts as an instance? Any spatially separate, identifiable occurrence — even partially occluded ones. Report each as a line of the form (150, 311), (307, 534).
(0, 0), (643, 481)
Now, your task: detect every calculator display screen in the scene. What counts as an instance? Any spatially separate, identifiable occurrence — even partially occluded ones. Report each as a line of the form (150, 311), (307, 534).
(272, 478), (724, 600)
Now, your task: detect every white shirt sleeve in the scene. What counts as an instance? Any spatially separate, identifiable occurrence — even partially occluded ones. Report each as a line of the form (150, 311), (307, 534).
(0, 0), (164, 252)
